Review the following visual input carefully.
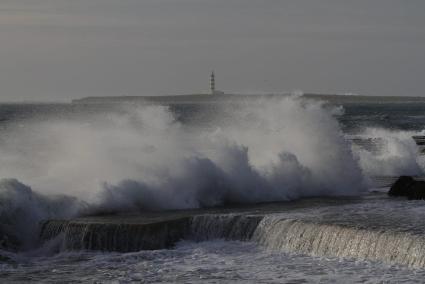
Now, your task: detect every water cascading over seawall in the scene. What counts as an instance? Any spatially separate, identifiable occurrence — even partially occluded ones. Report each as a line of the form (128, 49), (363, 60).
(189, 214), (425, 268)
(253, 217), (425, 268)
(40, 214), (262, 251)
(39, 199), (425, 268)
(190, 214), (262, 241)
(40, 217), (191, 251)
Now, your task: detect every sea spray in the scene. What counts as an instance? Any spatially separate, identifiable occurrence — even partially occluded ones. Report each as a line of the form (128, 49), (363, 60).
(351, 127), (425, 178)
(0, 97), (369, 248)
(0, 179), (84, 250)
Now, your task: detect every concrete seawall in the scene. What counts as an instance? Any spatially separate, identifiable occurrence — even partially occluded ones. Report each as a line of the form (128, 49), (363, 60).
(38, 195), (425, 268)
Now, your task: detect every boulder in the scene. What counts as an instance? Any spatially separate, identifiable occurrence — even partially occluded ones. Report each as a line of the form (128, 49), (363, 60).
(388, 176), (415, 197)
(407, 181), (425, 200)
(388, 176), (425, 200)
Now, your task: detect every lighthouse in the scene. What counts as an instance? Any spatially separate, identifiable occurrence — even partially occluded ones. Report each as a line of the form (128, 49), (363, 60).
(210, 71), (215, 94)
(209, 71), (224, 95)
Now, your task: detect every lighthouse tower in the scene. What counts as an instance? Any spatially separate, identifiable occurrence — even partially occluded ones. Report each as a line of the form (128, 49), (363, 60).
(210, 71), (215, 94)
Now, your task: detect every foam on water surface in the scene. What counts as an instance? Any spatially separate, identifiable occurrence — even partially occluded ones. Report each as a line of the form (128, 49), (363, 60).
(2, 240), (425, 283)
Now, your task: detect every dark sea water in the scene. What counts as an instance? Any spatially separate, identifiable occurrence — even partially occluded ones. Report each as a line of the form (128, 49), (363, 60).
(340, 102), (425, 132)
(1, 97), (425, 283)
(2, 101), (425, 131)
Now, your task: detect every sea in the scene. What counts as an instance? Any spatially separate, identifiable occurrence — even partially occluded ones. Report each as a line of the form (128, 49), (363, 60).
(2, 96), (425, 283)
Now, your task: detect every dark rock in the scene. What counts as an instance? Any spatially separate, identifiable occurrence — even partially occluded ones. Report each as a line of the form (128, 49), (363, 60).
(407, 181), (425, 200)
(388, 176), (415, 197)
(388, 176), (425, 200)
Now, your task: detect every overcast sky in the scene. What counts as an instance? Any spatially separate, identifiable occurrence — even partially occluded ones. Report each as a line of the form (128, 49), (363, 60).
(0, 0), (424, 101)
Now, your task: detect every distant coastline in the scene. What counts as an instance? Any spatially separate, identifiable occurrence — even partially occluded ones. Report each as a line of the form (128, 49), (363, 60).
(72, 93), (425, 104)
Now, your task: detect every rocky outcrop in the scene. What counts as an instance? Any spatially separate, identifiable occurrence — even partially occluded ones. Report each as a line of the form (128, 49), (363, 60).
(388, 176), (415, 197)
(388, 176), (425, 199)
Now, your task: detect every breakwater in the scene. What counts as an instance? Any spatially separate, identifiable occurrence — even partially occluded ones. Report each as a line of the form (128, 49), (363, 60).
(39, 195), (425, 268)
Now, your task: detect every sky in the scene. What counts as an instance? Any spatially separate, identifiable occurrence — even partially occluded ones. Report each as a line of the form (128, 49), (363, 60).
(0, 0), (424, 101)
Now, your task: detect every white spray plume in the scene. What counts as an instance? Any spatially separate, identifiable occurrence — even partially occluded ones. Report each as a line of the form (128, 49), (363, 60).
(0, 97), (366, 216)
(352, 127), (425, 177)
